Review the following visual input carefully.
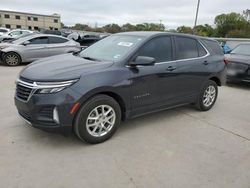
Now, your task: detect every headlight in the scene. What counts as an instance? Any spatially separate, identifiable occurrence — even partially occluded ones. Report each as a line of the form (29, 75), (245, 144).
(35, 79), (79, 94)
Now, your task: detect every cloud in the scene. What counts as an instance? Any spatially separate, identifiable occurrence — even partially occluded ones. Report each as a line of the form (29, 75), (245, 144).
(0, 0), (248, 28)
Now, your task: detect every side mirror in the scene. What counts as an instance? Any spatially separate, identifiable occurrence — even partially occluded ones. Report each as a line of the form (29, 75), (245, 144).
(22, 41), (30, 46)
(130, 56), (156, 66)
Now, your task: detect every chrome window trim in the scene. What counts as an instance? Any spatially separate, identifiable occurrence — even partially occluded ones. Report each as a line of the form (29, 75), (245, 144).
(126, 39), (210, 67)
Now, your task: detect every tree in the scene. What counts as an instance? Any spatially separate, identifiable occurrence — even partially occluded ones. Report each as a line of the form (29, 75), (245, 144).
(121, 23), (136, 31)
(176, 26), (193, 34)
(214, 12), (248, 37)
(193, 24), (215, 37)
(103, 24), (122, 33)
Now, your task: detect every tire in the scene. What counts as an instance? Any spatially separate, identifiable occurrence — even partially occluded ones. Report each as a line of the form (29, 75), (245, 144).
(195, 80), (218, 111)
(3, 52), (21, 66)
(74, 94), (121, 144)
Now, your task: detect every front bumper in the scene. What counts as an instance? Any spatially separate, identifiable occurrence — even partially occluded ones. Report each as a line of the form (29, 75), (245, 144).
(15, 87), (82, 135)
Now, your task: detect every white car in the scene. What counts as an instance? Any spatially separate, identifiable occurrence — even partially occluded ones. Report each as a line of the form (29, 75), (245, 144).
(0, 29), (33, 42)
(0, 28), (10, 36)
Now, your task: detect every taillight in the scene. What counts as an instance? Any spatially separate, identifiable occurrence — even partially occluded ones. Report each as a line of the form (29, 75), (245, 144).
(224, 57), (229, 65)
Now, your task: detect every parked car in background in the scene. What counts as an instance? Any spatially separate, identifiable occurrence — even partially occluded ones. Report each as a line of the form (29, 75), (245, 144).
(0, 29), (33, 42)
(77, 34), (101, 47)
(14, 32), (226, 144)
(40, 29), (61, 36)
(0, 28), (10, 36)
(0, 34), (81, 66)
(68, 32), (105, 48)
(1, 32), (39, 43)
(226, 43), (250, 83)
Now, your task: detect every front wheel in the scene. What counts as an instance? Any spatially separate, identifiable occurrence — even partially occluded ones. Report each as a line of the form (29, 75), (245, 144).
(3, 52), (22, 66)
(196, 80), (218, 111)
(74, 95), (121, 144)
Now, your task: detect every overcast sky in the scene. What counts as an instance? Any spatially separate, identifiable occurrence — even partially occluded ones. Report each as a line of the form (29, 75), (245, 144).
(1, 0), (249, 28)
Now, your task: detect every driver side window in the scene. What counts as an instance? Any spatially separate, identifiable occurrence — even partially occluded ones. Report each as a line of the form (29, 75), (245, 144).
(138, 36), (173, 63)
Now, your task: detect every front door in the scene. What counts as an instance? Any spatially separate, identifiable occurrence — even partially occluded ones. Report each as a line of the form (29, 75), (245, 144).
(22, 36), (49, 61)
(129, 36), (179, 115)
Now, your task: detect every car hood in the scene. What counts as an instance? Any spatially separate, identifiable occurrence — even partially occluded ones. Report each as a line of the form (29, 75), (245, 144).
(19, 53), (114, 81)
(226, 54), (250, 65)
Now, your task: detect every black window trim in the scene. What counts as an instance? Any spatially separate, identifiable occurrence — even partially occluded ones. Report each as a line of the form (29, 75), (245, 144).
(128, 35), (175, 65)
(173, 36), (210, 62)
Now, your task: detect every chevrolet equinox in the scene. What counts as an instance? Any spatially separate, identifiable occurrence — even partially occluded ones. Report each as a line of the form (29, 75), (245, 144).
(15, 32), (226, 144)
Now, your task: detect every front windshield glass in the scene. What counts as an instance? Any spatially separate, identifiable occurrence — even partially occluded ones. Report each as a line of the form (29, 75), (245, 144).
(80, 35), (144, 62)
(231, 44), (250, 56)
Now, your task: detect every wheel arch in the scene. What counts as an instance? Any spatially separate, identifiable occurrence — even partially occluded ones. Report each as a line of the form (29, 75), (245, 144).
(74, 89), (128, 123)
(209, 76), (221, 86)
(2, 50), (23, 62)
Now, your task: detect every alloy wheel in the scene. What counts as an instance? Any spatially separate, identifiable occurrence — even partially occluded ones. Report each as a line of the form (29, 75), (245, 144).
(203, 85), (216, 107)
(86, 105), (116, 137)
(5, 54), (19, 66)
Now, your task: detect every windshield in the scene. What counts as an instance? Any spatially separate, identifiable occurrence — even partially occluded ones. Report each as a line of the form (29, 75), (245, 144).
(79, 35), (144, 62)
(231, 44), (250, 56)
(11, 33), (36, 44)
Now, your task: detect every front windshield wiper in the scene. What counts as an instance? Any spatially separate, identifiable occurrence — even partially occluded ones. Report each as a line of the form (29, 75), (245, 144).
(81, 56), (101, 62)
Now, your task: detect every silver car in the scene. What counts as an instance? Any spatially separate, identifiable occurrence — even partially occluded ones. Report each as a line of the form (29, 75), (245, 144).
(0, 34), (81, 66)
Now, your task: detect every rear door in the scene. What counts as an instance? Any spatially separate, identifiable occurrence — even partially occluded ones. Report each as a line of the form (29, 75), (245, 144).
(21, 36), (49, 61)
(47, 36), (70, 55)
(129, 35), (179, 115)
(174, 36), (210, 99)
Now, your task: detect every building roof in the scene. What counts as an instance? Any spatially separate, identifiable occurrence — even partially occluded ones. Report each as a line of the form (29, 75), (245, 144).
(0, 9), (60, 18)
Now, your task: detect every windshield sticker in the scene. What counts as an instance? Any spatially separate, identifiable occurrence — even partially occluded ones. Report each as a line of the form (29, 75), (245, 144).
(117, 42), (134, 47)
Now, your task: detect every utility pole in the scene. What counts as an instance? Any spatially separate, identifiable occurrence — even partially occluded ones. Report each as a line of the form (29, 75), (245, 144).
(194, 0), (201, 34)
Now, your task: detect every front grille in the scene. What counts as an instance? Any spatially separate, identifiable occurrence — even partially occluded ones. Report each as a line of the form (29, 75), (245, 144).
(16, 84), (33, 102)
(39, 107), (54, 119)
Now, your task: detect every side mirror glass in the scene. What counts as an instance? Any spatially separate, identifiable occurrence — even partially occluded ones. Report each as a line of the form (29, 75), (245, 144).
(130, 56), (156, 66)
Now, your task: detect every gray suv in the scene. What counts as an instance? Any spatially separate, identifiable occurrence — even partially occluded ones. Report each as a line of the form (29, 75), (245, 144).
(0, 34), (81, 66)
(15, 32), (226, 144)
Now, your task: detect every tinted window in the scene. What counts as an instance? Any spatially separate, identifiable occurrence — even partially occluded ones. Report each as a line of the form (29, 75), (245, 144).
(0, 29), (8, 33)
(29, 37), (49, 44)
(176, 37), (199, 59)
(197, 42), (207, 57)
(138, 36), (172, 63)
(201, 39), (223, 55)
(49, 36), (68, 44)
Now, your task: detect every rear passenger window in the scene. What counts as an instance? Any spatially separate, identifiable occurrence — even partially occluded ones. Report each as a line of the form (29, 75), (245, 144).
(29, 37), (49, 44)
(175, 37), (199, 59)
(138, 36), (172, 63)
(197, 42), (207, 57)
(49, 37), (68, 44)
(201, 39), (223, 55)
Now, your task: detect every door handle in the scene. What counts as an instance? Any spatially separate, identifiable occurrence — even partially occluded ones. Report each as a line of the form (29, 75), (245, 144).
(203, 61), (209, 65)
(166, 66), (176, 71)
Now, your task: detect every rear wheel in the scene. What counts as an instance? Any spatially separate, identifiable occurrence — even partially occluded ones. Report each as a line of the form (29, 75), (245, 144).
(196, 80), (218, 111)
(3, 52), (21, 66)
(74, 95), (121, 144)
